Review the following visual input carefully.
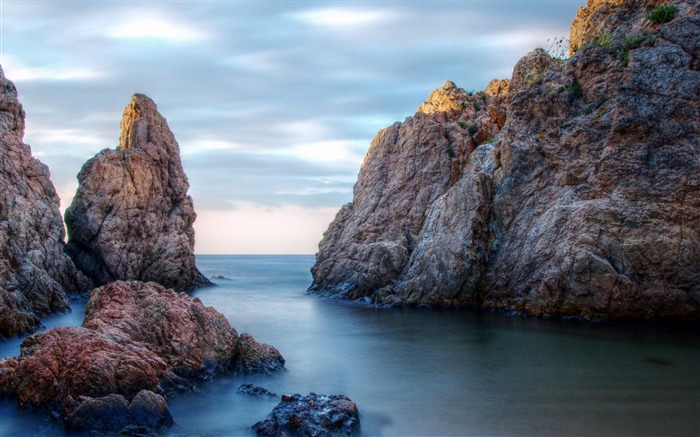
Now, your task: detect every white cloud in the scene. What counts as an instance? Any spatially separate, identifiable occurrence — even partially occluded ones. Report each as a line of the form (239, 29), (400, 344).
(287, 140), (364, 163)
(2, 55), (101, 82)
(294, 8), (392, 27)
(108, 17), (207, 42)
(181, 139), (242, 156)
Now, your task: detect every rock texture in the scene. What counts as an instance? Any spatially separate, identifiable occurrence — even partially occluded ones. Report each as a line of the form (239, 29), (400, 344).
(0, 280), (284, 430)
(65, 94), (210, 292)
(0, 66), (91, 337)
(310, 0), (700, 320)
(253, 393), (360, 437)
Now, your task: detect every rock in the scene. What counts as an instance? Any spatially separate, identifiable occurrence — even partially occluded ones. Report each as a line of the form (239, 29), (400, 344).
(237, 383), (277, 397)
(309, 79), (508, 299)
(252, 393), (360, 437)
(63, 390), (173, 434)
(65, 94), (211, 292)
(0, 281), (283, 417)
(0, 66), (92, 337)
(83, 280), (241, 379)
(310, 0), (700, 320)
(0, 326), (173, 408)
(233, 333), (286, 375)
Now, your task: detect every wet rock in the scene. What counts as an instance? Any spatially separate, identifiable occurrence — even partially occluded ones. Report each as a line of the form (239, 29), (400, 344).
(253, 393), (360, 437)
(237, 383), (277, 397)
(63, 390), (173, 434)
(0, 281), (283, 412)
(233, 333), (286, 375)
(0, 65), (92, 337)
(310, 0), (700, 320)
(65, 94), (211, 292)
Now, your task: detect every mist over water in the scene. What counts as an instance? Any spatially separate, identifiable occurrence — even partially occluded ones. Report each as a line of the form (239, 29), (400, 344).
(1, 255), (698, 436)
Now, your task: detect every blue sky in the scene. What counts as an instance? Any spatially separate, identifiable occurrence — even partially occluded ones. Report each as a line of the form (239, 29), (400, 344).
(1, 0), (584, 253)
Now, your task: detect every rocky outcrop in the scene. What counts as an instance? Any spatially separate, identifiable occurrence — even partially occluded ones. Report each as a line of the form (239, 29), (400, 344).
(310, 0), (700, 320)
(0, 280), (284, 431)
(0, 66), (92, 337)
(65, 94), (210, 292)
(310, 80), (508, 299)
(253, 393), (360, 437)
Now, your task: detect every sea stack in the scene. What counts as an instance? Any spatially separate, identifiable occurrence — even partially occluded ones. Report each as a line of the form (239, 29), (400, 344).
(310, 0), (700, 320)
(65, 94), (211, 291)
(0, 66), (92, 337)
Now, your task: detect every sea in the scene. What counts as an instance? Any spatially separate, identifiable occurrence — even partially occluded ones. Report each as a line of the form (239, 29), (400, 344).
(1, 255), (698, 436)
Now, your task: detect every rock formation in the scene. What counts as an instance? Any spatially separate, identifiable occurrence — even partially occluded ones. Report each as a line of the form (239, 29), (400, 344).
(0, 280), (284, 431)
(253, 393), (360, 437)
(310, 0), (700, 320)
(65, 94), (210, 291)
(0, 66), (92, 338)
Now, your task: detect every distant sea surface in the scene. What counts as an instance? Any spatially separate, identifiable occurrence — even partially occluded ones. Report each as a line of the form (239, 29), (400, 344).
(1, 255), (699, 436)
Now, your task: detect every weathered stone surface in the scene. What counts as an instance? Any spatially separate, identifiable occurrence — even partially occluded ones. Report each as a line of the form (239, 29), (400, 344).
(63, 390), (173, 434)
(309, 80), (508, 299)
(65, 94), (210, 292)
(0, 66), (92, 337)
(0, 281), (284, 427)
(311, 0), (700, 320)
(253, 393), (360, 437)
(83, 281), (240, 378)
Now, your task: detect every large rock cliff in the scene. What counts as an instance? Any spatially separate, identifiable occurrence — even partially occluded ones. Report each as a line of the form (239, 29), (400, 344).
(65, 94), (211, 292)
(0, 66), (91, 337)
(310, 0), (700, 320)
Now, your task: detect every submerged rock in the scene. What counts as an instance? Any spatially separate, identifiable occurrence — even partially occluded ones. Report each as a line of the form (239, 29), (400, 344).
(65, 94), (210, 292)
(0, 66), (92, 337)
(310, 0), (700, 320)
(63, 390), (173, 435)
(237, 383), (277, 397)
(253, 393), (360, 437)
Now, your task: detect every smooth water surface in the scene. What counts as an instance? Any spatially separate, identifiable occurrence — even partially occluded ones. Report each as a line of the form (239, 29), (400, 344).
(1, 255), (698, 436)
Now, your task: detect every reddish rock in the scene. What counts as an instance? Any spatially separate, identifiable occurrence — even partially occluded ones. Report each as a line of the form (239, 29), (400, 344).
(83, 281), (240, 377)
(233, 333), (286, 375)
(0, 327), (170, 408)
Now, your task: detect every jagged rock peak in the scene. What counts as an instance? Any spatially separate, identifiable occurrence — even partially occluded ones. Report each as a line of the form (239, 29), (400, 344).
(65, 93), (211, 292)
(0, 66), (92, 337)
(417, 80), (469, 114)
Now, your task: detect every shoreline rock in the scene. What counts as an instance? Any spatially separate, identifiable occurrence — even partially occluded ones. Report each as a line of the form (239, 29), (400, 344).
(0, 280), (285, 432)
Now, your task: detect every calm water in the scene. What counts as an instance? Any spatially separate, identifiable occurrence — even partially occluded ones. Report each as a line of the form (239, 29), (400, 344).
(1, 255), (698, 436)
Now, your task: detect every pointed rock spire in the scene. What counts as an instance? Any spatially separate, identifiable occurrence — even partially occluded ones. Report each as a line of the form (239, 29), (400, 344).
(65, 94), (211, 292)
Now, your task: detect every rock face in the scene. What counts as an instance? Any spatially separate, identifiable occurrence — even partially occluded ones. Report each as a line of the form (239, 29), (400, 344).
(253, 393), (360, 437)
(310, 0), (700, 320)
(0, 280), (284, 430)
(65, 94), (210, 292)
(0, 66), (91, 337)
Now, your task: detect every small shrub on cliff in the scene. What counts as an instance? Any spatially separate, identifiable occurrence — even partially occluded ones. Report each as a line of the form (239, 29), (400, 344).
(647, 5), (675, 23)
(446, 143), (456, 158)
(619, 34), (648, 67)
(459, 101), (467, 110)
(594, 30), (613, 48)
(545, 36), (569, 61)
(473, 101), (481, 111)
(468, 124), (479, 134)
(458, 121), (468, 129)
(568, 81), (582, 97)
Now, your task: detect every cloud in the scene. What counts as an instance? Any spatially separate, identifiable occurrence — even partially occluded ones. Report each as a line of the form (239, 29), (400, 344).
(293, 7), (393, 27)
(108, 16), (208, 42)
(1, 55), (102, 82)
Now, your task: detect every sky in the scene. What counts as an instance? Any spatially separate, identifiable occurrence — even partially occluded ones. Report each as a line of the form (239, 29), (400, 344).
(1, 0), (584, 254)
